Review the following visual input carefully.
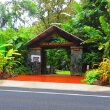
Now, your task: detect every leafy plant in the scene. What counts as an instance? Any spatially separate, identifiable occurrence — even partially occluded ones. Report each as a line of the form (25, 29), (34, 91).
(82, 52), (102, 66)
(84, 57), (110, 85)
(84, 16), (110, 57)
(83, 69), (100, 84)
(98, 57), (110, 83)
(0, 44), (21, 75)
(62, 1), (109, 69)
(0, 26), (37, 74)
(13, 65), (32, 74)
(46, 48), (70, 70)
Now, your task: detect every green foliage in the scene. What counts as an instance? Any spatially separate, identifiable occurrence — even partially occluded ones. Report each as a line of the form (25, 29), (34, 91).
(107, 0), (110, 12)
(62, 0), (109, 64)
(1, 26), (37, 44)
(98, 57), (110, 82)
(46, 48), (70, 70)
(0, 0), (110, 75)
(20, 0), (38, 16)
(83, 69), (100, 84)
(51, 34), (68, 42)
(62, 0), (110, 65)
(82, 52), (102, 66)
(0, 44), (21, 74)
(84, 57), (110, 85)
(74, 2), (83, 13)
(13, 65), (32, 74)
(99, 16), (110, 35)
(0, 26), (37, 74)
(0, 0), (38, 28)
(84, 16), (110, 57)
(33, 0), (75, 30)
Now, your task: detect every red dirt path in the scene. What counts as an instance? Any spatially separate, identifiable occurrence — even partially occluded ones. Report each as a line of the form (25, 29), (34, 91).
(7, 75), (85, 84)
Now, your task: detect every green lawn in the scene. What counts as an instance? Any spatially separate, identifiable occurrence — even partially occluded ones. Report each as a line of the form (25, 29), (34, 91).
(56, 70), (70, 75)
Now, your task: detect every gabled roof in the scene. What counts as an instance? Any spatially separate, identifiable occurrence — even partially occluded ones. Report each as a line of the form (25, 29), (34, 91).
(27, 26), (83, 48)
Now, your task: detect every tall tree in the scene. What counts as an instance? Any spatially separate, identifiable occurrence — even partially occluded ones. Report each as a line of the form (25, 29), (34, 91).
(62, 0), (109, 39)
(33, 0), (75, 29)
(84, 16), (110, 57)
(0, 0), (38, 29)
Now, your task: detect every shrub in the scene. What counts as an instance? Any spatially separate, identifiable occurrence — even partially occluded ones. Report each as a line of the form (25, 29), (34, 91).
(98, 57), (110, 84)
(83, 57), (110, 85)
(14, 65), (32, 74)
(0, 44), (21, 75)
(83, 69), (100, 84)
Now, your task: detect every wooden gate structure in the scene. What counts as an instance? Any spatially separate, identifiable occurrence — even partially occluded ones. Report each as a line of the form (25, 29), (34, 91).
(27, 26), (83, 75)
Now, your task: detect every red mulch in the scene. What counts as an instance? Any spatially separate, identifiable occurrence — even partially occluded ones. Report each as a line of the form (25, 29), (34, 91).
(7, 75), (85, 84)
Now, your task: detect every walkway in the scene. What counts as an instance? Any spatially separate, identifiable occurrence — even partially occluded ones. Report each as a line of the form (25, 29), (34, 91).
(0, 80), (110, 92)
(0, 75), (110, 92)
(7, 75), (85, 84)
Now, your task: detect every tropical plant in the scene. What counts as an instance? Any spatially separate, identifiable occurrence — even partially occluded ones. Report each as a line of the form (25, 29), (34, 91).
(62, 1), (109, 67)
(83, 57), (110, 85)
(82, 51), (102, 71)
(62, 0), (109, 39)
(0, 26), (37, 74)
(84, 16), (110, 57)
(13, 65), (32, 74)
(98, 57), (110, 84)
(0, 26), (37, 45)
(0, 44), (21, 76)
(83, 69), (100, 84)
(61, 1), (85, 38)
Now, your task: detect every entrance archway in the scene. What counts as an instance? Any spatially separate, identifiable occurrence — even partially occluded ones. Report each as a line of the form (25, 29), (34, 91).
(27, 26), (83, 75)
(41, 47), (71, 75)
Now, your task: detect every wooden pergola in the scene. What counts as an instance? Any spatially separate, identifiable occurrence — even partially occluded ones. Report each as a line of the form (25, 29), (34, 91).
(27, 26), (83, 75)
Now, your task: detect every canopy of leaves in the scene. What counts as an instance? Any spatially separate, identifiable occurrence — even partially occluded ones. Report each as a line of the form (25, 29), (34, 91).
(0, 0), (38, 29)
(32, 0), (75, 34)
(62, 0), (109, 39)
(62, 0), (110, 67)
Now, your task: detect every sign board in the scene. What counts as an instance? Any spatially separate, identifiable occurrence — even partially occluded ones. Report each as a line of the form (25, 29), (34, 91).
(39, 42), (74, 47)
(73, 48), (80, 51)
(31, 55), (41, 62)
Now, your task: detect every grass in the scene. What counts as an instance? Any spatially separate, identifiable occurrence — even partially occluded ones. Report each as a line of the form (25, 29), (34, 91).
(56, 70), (70, 75)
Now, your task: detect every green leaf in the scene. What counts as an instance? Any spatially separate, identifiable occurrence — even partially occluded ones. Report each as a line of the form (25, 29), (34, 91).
(8, 39), (14, 44)
(99, 16), (110, 35)
(74, 1), (83, 13)
(15, 42), (23, 49)
(98, 45), (104, 50)
(0, 44), (12, 49)
(6, 49), (14, 57)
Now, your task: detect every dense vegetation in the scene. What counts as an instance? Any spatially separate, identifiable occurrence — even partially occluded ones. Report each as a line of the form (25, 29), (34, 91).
(0, 0), (110, 84)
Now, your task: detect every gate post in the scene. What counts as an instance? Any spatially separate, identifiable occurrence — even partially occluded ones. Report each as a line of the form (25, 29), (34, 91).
(70, 46), (83, 75)
(28, 48), (41, 74)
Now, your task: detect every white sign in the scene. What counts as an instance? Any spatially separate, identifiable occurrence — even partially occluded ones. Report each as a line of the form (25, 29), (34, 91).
(46, 65), (50, 69)
(31, 55), (41, 62)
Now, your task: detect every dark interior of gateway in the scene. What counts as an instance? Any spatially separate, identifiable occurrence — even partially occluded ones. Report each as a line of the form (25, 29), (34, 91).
(41, 47), (71, 75)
